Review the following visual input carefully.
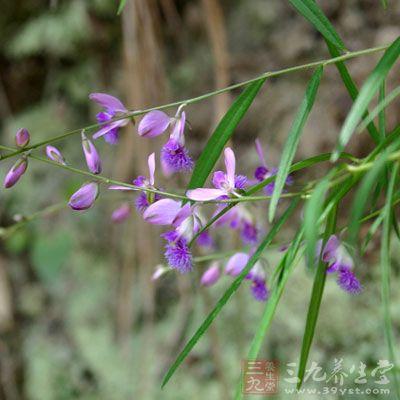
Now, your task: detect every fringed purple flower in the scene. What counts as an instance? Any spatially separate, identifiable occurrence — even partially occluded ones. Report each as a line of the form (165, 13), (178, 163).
(337, 267), (362, 294)
(197, 231), (214, 248)
(318, 235), (362, 295)
(46, 145), (66, 165)
(161, 139), (193, 174)
(138, 107), (193, 175)
(164, 234), (193, 274)
(250, 277), (269, 301)
(187, 147), (247, 201)
(241, 220), (259, 245)
(82, 131), (102, 174)
(200, 262), (221, 287)
(3, 157), (28, 189)
(15, 128), (30, 148)
(111, 203), (131, 223)
(68, 182), (99, 211)
(90, 93), (129, 144)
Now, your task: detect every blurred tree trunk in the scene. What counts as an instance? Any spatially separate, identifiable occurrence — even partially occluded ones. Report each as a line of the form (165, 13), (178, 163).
(114, 0), (167, 394)
(202, 0), (231, 124)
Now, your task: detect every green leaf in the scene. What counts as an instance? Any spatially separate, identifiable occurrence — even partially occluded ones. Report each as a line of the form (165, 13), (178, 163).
(304, 172), (332, 270)
(381, 162), (400, 398)
(161, 198), (299, 388)
(381, 0), (388, 9)
(324, 40), (381, 144)
(186, 78), (266, 193)
(358, 85), (400, 134)
(269, 66), (323, 222)
(117, 0), (128, 15)
(297, 205), (338, 388)
(288, 0), (346, 51)
(347, 154), (388, 249)
(331, 36), (400, 161)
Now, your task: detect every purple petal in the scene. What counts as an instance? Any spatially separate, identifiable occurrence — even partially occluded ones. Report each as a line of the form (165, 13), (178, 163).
(46, 145), (66, 165)
(111, 203), (131, 223)
(3, 158), (28, 189)
(82, 132), (102, 174)
(89, 93), (127, 112)
(186, 188), (225, 201)
(143, 198), (182, 225)
(250, 278), (269, 301)
(337, 267), (362, 294)
(138, 110), (171, 138)
(224, 147), (236, 187)
(255, 139), (266, 166)
(200, 263), (221, 287)
(92, 120), (125, 140)
(172, 203), (192, 227)
(161, 140), (193, 173)
(148, 152), (155, 186)
(103, 129), (120, 145)
(225, 252), (249, 276)
(212, 171), (226, 189)
(68, 182), (99, 211)
(15, 128), (30, 148)
(108, 185), (135, 191)
(170, 111), (186, 143)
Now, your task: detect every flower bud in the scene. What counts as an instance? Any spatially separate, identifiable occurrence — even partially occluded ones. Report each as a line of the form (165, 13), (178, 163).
(151, 264), (169, 281)
(111, 203), (131, 223)
(46, 145), (66, 165)
(200, 262), (221, 287)
(68, 182), (99, 211)
(15, 128), (30, 148)
(3, 158), (28, 189)
(81, 131), (102, 174)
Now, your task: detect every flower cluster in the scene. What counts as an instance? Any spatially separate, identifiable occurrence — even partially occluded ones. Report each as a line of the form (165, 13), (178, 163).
(2, 92), (362, 302)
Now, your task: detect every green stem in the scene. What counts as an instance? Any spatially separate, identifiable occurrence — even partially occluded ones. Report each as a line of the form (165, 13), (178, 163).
(0, 44), (389, 162)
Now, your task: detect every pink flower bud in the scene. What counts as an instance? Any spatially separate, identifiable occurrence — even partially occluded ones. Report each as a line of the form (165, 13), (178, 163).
(200, 263), (221, 287)
(81, 131), (102, 174)
(68, 182), (99, 211)
(15, 128), (30, 148)
(111, 203), (131, 223)
(46, 145), (66, 165)
(3, 158), (28, 189)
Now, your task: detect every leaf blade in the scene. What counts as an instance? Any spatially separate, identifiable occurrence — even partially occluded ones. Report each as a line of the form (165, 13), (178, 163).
(269, 66), (323, 222)
(117, 0), (127, 15)
(288, 0), (346, 51)
(332, 36), (400, 161)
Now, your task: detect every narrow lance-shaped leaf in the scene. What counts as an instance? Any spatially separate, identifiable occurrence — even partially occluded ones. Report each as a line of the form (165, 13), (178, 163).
(288, 0), (346, 51)
(161, 198), (299, 388)
(380, 162), (400, 398)
(347, 153), (388, 249)
(297, 204), (338, 388)
(331, 36), (400, 161)
(186, 78), (266, 195)
(269, 66), (323, 222)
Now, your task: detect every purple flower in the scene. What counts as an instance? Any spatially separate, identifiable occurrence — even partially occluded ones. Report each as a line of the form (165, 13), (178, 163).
(68, 182), (99, 211)
(15, 128), (30, 148)
(3, 158), (28, 189)
(138, 110), (172, 138)
(197, 231), (214, 248)
(82, 131), (102, 174)
(187, 147), (247, 201)
(337, 267), (362, 294)
(89, 93), (129, 144)
(161, 139), (194, 174)
(250, 277), (269, 301)
(317, 235), (362, 294)
(241, 220), (259, 245)
(164, 235), (193, 273)
(143, 198), (182, 225)
(225, 252), (249, 276)
(200, 262), (221, 287)
(254, 139), (291, 195)
(46, 145), (66, 165)
(111, 203), (131, 223)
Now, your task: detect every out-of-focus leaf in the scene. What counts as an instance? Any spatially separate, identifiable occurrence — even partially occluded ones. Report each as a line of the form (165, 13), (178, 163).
(117, 0), (128, 14)
(288, 0), (346, 51)
(269, 66), (323, 222)
(332, 37), (400, 161)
